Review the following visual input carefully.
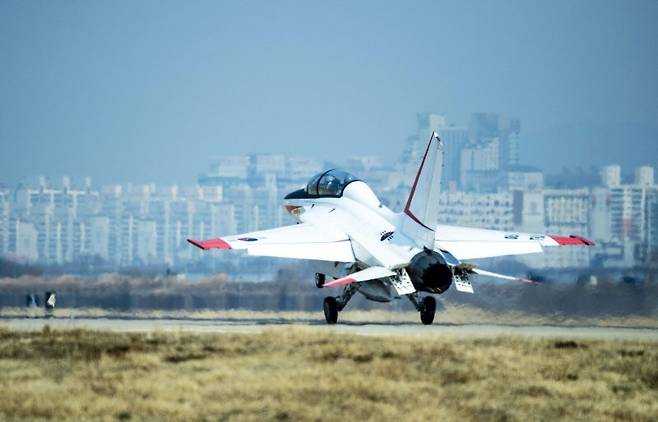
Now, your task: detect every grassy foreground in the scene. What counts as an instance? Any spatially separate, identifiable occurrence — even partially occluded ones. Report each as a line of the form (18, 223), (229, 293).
(0, 328), (656, 421)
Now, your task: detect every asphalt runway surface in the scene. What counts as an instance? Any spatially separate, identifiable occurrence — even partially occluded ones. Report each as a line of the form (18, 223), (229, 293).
(2, 317), (658, 341)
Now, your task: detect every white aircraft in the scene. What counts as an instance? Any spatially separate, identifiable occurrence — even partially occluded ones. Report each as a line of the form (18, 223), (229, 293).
(189, 133), (594, 324)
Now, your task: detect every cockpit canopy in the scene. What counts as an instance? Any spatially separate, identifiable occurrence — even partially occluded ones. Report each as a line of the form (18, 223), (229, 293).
(305, 169), (360, 197)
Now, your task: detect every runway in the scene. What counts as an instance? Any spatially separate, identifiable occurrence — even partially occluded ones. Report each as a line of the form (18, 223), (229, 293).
(2, 317), (658, 341)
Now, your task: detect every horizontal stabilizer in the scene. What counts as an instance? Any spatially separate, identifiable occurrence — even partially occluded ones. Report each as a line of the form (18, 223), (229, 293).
(323, 266), (395, 288)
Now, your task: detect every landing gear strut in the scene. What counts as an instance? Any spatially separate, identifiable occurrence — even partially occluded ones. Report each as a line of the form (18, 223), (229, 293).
(407, 293), (437, 325)
(323, 284), (357, 324)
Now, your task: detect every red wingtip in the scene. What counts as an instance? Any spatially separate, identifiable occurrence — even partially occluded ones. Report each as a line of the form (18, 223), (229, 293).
(549, 235), (596, 247)
(322, 277), (356, 288)
(187, 239), (206, 250)
(187, 238), (232, 250)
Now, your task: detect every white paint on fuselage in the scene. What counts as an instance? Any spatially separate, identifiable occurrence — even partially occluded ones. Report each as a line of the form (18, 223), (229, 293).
(283, 182), (422, 269)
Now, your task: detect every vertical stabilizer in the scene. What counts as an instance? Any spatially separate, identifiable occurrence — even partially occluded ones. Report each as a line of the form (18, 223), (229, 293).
(400, 131), (444, 248)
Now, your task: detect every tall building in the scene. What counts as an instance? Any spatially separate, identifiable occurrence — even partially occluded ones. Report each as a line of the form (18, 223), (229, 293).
(252, 154), (287, 178)
(590, 186), (611, 242)
(469, 112), (520, 170)
(513, 191), (544, 233)
(199, 155), (250, 184)
(0, 191), (8, 256)
(89, 216), (111, 261)
(635, 166), (655, 187)
(403, 113), (469, 189)
(252, 174), (284, 230)
(285, 157), (322, 183)
(648, 190), (658, 259)
(517, 188), (591, 268)
(10, 220), (39, 261)
(223, 183), (257, 233)
(601, 165), (621, 188)
(437, 125), (468, 189)
(609, 186), (647, 242)
(459, 138), (500, 192)
(606, 166), (657, 261)
(437, 191), (515, 231)
(587, 165), (658, 265)
(503, 168), (544, 192)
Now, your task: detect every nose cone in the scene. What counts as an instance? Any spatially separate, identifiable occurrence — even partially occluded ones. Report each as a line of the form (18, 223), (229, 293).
(342, 181), (380, 208)
(284, 188), (306, 200)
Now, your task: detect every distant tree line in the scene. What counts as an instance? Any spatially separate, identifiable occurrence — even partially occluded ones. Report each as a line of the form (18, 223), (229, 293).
(0, 264), (656, 317)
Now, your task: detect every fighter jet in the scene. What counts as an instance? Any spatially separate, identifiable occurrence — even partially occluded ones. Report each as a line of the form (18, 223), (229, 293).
(188, 133), (595, 324)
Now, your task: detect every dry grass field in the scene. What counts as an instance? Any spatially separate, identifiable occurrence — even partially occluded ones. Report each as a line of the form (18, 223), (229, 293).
(0, 327), (656, 421)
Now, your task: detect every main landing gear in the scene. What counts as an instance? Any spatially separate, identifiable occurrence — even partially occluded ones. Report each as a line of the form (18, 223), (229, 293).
(322, 284), (357, 324)
(407, 293), (437, 325)
(323, 297), (338, 324)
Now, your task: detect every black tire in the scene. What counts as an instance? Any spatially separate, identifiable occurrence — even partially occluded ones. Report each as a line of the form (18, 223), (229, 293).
(323, 297), (338, 324)
(315, 273), (325, 288)
(420, 296), (436, 325)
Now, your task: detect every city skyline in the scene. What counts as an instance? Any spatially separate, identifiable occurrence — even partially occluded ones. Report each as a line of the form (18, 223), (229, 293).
(2, 111), (657, 271)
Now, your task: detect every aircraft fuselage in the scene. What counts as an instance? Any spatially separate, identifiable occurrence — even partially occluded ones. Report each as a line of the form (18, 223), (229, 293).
(284, 180), (422, 270)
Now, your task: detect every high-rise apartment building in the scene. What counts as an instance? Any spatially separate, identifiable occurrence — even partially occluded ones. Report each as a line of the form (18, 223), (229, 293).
(400, 113), (468, 189)
(590, 187), (611, 242)
(0, 191), (8, 256)
(437, 125), (468, 189)
(601, 165), (621, 188)
(515, 188), (592, 268)
(460, 138), (500, 192)
(609, 186), (648, 242)
(9, 220), (39, 261)
(648, 190), (658, 259)
(635, 166), (655, 187)
(437, 191), (515, 231)
(469, 112), (520, 170)
(603, 166), (658, 261)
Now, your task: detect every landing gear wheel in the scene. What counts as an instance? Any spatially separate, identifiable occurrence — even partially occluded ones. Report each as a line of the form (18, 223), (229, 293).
(419, 296), (436, 325)
(315, 273), (325, 288)
(323, 297), (338, 324)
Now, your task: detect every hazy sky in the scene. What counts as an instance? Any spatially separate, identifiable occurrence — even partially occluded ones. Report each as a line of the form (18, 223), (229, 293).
(1, 0), (657, 185)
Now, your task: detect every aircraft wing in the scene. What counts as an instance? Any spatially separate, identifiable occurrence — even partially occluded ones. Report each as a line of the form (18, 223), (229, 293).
(188, 223), (355, 262)
(435, 224), (595, 260)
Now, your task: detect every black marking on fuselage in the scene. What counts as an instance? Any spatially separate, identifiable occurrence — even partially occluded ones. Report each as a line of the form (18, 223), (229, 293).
(380, 231), (395, 242)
